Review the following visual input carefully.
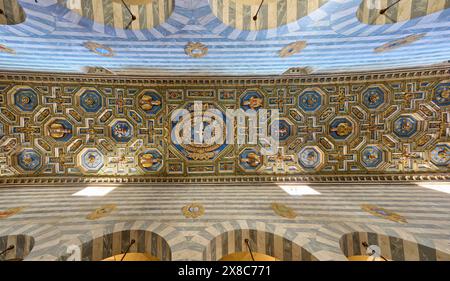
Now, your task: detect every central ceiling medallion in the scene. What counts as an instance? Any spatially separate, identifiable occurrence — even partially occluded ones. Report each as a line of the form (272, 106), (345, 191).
(171, 102), (228, 160)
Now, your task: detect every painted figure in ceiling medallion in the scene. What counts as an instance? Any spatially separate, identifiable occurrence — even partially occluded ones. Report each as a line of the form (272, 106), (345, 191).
(80, 148), (104, 172)
(239, 148), (262, 170)
(171, 103), (228, 160)
(17, 149), (42, 171)
(47, 119), (73, 141)
(393, 116), (418, 138)
(430, 144), (449, 166)
(298, 146), (322, 170)
(432, 82), (450, 107)
(80, 90), (103, 113)
(138, 91), (162, 115)
(362, 87), (385, 109)
(240, 90), (264, 111)
(139, 150), (163, 172)
(298, 90), (322, 112)
(270, 119), (291, 141)
(361, 146), (383, 168)
(13, 88), (38, 112)
(111, 120), (133, 143)
(329, 118), (353, 140)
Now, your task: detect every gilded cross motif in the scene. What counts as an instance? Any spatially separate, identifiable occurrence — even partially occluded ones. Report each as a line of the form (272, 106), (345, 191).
(392, 144), (421, 171)
(47, 148), (74, 173)
(328, 146), (355, 171)
(12, 117), (41, 144)
(107, 148), (135, 174)
(360, 114), (385, 140)
(78, 119), (105, 144)
(268, 89), (294, 114)
(393, 82), (424, 109)
(439, 112), (449, 139)
(329, 87), (356, 113)
(265, 147), (297, 173)
(297, 117), (323, 142)
(45, 88), (72, 113)
(107, 90), (133, 115)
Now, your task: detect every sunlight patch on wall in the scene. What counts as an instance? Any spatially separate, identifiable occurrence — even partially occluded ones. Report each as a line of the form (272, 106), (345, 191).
(72, 186), (117, 197)
(277, 184), (321, 196)
(417, 182), (450, 194)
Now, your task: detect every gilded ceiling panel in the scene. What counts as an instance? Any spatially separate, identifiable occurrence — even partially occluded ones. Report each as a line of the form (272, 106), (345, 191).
(0, 67), (448, 184)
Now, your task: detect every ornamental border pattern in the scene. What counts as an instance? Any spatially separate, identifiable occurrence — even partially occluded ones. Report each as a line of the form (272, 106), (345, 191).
(0, 173), (449, 187)
(0, 65), (448, 87)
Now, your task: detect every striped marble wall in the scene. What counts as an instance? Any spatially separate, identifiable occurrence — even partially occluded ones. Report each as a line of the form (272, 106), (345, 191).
(0, 0), (25, 25)
(0, 234), (34, 261)
(210, 0), (329, 30)
(60, 0), (174, 30)
(340, 231), (450, 261)
(202, 228), (316, 261)
(357, 0), (450, 25)
(78, 229), (171, 261)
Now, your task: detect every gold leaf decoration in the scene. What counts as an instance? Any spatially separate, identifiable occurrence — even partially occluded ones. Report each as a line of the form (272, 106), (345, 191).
(184, 42), (208, 58)
(181, 203), (205, 218)
(361, 204), (407, 223)
(271, 202), (297, 219)
(278, 41), (307, 57)
(86, 204), (117, 220)
(0, 207), (24, 219)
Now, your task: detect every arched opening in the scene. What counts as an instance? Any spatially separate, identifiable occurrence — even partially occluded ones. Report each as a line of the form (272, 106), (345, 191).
(340, 232), (450, 261)
(60, 0), (174, 31)
(0, 0), (26, 25)
(357, 0), (449, 25)
(78, 229), (171, 261)
(209, 0), (330, 31)
(204, 229), (316, 261)
(0, 235), (35, 261)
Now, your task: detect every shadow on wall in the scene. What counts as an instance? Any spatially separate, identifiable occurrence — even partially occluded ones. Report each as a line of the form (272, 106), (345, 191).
(203, 229), (317, 261)
(0, 235), (35, 261)
(340, 232), (450, 261)
(72, 229), (171, 261)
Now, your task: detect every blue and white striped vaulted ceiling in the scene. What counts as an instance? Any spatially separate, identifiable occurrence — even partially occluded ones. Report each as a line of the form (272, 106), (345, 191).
(0, 0), (449, 75)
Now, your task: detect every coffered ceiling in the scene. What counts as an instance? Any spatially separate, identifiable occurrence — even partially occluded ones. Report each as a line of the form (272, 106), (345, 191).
(0, 0), (449, 75)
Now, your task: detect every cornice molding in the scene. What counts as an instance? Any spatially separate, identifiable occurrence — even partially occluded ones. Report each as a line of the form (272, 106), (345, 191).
(0, 173), (448, 187)
(0, 65), (449, 87)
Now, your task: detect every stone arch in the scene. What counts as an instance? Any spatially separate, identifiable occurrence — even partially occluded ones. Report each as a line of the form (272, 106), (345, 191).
(308, 222), (450, 261)
(60, 0), (175, 31)
(209, 0), (330, 31)
(340, 231), (450, 261)
(0, 0), (26, 25)
(0, 234), (34, 261)
(193, 220), (316, 261)
(57, 221), (186, 261)
(0, 223), (62, 261)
